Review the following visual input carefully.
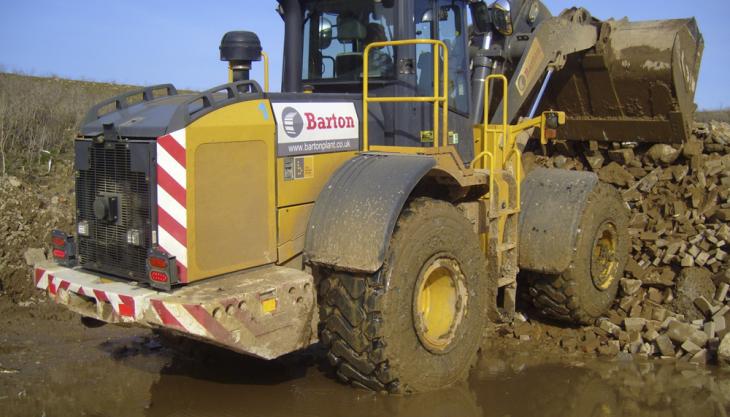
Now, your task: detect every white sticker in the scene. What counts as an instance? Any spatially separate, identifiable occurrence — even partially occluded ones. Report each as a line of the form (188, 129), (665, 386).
(272, 102), (360, 156)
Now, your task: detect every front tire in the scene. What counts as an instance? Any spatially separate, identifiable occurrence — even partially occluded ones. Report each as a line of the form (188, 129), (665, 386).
(318, 198), (490, 393)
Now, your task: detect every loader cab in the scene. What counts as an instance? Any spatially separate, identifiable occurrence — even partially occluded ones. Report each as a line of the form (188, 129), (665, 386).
(279, 0), (475, 159)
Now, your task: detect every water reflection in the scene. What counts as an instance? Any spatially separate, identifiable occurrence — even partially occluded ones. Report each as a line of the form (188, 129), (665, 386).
(145, 345), (482, 417)
(143, 340), (730, 417)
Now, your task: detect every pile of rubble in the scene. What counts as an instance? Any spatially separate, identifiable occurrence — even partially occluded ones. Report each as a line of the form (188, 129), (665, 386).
(597, 268), (729, 364)
(519, 121), (730, 366)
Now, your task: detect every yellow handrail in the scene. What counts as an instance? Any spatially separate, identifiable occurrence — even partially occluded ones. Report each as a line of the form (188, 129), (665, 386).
(225, 51), (269, 92)
(474, 74), (522, 206)
(261, 51), (270, 92)
(363, 39), (448, 151)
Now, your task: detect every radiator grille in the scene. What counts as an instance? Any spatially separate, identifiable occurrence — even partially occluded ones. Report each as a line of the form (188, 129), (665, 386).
(76, 142), (151, 281)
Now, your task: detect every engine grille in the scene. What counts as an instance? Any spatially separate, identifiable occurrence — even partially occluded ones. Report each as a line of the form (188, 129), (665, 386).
(76, 142), (152, 281)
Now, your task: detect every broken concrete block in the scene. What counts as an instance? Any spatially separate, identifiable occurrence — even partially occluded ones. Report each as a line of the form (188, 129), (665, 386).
(681, 340), (702, 354)
(647, 144), (680, 165)
(655, 335), (676, 357)
(696, 252), (712, 267)
(667, 321), (709, 347)
(599, 319), (621, 336)
(690, 349), (708, 365)
(681, 255), (695, 267)
(713, 305), (730, 320)
(608, 148), (635, 165)
(620, 278), (643, 296)
(716, 283), (729, 303)
(585, 153), (605, 171)
(694, 296), (714, 318)
(683, 138), (705, 158)
(598, 162), (635, 187)
(624, 317), (647, 333)
(661, 317), (677, 330)
(640, 305), (655, 321)
(647, 287), (664, 304)
(652, 307), (668, 322)
(644, 328), (660, 342)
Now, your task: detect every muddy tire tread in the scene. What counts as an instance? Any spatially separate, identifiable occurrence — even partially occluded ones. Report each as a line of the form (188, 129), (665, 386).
(526, 184), (629, 325)
(318, 198), (488, 393)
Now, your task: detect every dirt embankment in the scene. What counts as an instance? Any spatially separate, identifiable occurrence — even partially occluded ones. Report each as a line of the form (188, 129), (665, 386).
(0, 73), (139, 303)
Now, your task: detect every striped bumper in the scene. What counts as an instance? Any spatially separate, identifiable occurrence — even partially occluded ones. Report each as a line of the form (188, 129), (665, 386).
(34, 262), (318, 359)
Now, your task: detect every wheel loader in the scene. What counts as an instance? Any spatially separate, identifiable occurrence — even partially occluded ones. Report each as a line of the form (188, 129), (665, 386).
(33, 0), (703, 393)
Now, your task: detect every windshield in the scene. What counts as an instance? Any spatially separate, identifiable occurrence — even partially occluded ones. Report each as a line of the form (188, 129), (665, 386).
(302, 0), (396, 82)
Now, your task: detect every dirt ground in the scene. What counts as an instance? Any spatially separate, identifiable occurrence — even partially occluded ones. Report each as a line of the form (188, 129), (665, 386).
(0, 293), (727, 417)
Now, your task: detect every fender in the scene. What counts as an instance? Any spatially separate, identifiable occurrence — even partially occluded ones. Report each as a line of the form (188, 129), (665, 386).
(518, 168), (599, 275)
(305, 153), (436, 273)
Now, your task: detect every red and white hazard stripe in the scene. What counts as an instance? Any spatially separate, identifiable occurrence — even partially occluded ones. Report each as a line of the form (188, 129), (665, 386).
(34, 266), (152, 322)
(148, 299), (235, 344)
(156, 128), (188, 283)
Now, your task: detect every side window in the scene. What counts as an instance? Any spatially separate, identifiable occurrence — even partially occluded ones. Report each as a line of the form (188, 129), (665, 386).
(437, 2), (469, 114)
(415, 5), (434, 97)
(415, 1), (469, 113)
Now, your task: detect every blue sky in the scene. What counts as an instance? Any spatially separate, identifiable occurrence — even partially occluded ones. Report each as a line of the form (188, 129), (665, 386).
(1, 0), (728, 109)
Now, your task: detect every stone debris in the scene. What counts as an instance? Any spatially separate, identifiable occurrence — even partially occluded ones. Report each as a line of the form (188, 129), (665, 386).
(513, 121), (730, 366)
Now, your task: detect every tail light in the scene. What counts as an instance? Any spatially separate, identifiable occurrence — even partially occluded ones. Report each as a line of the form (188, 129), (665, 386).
(147, 248), (179, 291)
(51, 230), (77, 267)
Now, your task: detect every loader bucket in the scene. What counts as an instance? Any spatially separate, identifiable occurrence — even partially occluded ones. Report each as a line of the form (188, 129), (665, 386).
(543, 18), (703, 144)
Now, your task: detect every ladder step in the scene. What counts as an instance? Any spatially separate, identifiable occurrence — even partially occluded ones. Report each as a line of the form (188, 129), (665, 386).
(489, 208), (521, 219)
(498, 276), (516, 287)
(498, 243), (517, 251)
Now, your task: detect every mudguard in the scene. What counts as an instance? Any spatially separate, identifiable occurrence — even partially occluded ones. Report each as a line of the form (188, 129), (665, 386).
(305, 153), (436, 273)
(518, 168), (599, 275)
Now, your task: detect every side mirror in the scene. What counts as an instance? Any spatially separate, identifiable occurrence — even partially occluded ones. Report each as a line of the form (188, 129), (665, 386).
(319, 18), (333, 49)
(470, 2), (492, 33)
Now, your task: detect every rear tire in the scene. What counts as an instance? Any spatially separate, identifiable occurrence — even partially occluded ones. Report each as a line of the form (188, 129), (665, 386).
(526, 183), (629, 325)
(318, 198), (490, 393)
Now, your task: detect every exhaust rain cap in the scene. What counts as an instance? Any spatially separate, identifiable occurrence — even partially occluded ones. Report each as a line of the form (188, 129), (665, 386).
(220, 31), (263, 81)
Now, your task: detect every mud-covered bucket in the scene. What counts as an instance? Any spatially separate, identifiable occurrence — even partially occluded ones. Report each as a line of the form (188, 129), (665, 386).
(544, 18), (703, 144)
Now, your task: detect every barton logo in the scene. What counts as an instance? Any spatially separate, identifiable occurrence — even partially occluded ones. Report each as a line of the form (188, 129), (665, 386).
(281, 107), (304, 138)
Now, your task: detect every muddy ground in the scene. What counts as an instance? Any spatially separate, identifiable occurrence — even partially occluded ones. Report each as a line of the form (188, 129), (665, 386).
(1, 296), (728, 417)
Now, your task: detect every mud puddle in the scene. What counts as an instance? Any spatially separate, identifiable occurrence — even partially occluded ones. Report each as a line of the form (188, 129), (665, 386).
(1, 302), (729, 417)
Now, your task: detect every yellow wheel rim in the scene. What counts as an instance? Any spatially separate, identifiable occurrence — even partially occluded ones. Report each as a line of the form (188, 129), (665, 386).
(591, 222), (619, 290)
(414, 258), (467, 353)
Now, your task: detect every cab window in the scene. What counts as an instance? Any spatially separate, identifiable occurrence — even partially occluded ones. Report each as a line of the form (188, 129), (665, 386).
(415, 0), (469, 114)
(302, 1), (396, 82)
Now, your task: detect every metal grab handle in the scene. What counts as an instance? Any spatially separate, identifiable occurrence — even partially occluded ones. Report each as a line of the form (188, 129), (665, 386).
(82, 84), (178, 125)
(261, 51), (270, 92)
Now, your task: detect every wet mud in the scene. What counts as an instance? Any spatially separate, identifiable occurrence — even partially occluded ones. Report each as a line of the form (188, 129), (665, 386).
(1, 299), (728, 417)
